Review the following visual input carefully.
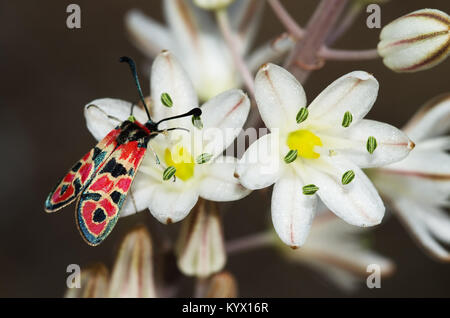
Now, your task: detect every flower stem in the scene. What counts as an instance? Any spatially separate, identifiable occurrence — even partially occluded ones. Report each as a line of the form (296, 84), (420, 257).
(319, 48), (379, 60)
(326, 2), (362, 46)
(284, 0), (348, 83)
(268, 0), (304, 39)
(216, 8), (255, 99)
(226, 231), (274, 255)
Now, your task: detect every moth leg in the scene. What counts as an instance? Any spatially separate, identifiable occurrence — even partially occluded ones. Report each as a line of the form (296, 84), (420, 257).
(86, 104), (122, 123)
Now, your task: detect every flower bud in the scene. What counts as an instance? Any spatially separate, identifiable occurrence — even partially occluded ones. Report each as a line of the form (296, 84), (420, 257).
(194, 0), (235, 11)
(108, 226), (156, 298)
(65, 264), (109, 298)
(378, 9), (450, 72)
(205, 271), (238, 298)
(175, 199), (226, 277)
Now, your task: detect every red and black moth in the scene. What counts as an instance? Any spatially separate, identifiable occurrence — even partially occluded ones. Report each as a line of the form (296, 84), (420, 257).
(45, 56), (201, 246)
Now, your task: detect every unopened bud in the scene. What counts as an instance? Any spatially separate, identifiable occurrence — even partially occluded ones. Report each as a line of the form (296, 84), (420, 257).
(205, 271), (238, 298)
(378, 9), (450, 72)
(108, 226), (156, 298)
(176, 199), (226, 278)
(194, 0), (235, 11)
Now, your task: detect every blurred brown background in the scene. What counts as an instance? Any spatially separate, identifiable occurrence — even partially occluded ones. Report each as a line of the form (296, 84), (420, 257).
(0, 0), (449, 297)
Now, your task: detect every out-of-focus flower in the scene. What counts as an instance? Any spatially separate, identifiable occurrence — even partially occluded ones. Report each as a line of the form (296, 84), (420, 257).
(369, 93), (450, 261)
(65, 226), (155, 298)
(85, 51), (250, 225)
(205, 271), (238, 297)
(194, 0), (235, 11)
(236, 64), (414, 248)
(125, 0), (264, 101)
(378, 9), (450, 72)
(108, 225), (156, 297)
(176, 199), (225, 277)
(64, 264), (109, 298)
(281, 212), (395, 291)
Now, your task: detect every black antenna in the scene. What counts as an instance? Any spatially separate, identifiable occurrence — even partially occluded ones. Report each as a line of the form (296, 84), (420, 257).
(156, 108), (202, 126)
(119, 56), (152, 122)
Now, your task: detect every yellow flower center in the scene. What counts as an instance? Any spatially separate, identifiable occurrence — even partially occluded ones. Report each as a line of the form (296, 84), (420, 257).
(287, 129), (323, 159)
(164, 145), (195, 181)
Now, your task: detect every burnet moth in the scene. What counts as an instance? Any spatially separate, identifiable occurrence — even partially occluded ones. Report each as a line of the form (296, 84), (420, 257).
(45, 56), (201, 246)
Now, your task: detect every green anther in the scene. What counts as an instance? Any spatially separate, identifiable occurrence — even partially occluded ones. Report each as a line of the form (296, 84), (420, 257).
(342, 111), (353, 127)
(284, 149), (298, 164)
(342, 170), (355, 185)
(192, 115), (203, 129)
(296, 107), (308, 124)
(302, 184), (319, 195)
(367, 136), (377, 154)
(196, 153), (213, 164)
(161, 92), (173, 108)
(163, 166), (176, 181)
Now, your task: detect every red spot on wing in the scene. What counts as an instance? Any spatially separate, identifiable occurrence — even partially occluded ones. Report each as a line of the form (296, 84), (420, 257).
(79, 163), (93, 183)
(52, 184), (74, 203)
(82, 201), (105, 235)
(100, 198), (116, 217)
(82, 151), (91, 162)
(117, 177), (132, 192)
(63, 173), (75, 183)
(119, 141), (146, 169)
(90, 175), (114, 193)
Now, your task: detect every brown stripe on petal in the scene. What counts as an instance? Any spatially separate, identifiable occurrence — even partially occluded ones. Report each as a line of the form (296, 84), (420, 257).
(387, 30), (449, 48)
(406, 12), (450, 26)
(397, 37), (450, 72)
(175, 0), (199, 45)
(224, 95), (245, 118)
(237, 0), (261, 38)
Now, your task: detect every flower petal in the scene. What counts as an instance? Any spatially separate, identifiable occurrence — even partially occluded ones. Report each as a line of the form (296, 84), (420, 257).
(108, 226), (156, 297)
(271, 173), (317, 248)
(121, 173), (157, 217)
(333, 119), (414, 168)
(236, 133), (282, 190)
(393, 198), (450, 261)
(150, 50), (198, 127)
(307, 157), (385, 227)
(403, 93), (450, 142)
(229, 0), (265, 55)
(200, 89), (250, 157)
(125, 9), (176, 58)
(308, 71), (379, 127)
(254, 63), (307, 131)
(84, 98), (147, 141)
(198, 156), (251, 201)
(147, 182), (199, 224)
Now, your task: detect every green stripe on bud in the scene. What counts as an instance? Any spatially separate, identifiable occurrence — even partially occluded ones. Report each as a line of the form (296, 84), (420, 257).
(296, 107), (308, 124)
(196, 153), (213, 164)
(284, 149), (298, 163)
(163, 166), (176, 181)
(342, 111), (353, 127)
(161, 92), (173, 108)
(341, 170), (355, 185)
(367, 136), (377, 154)
(302, 184), (319, 195)
(192, 115), (203, 129)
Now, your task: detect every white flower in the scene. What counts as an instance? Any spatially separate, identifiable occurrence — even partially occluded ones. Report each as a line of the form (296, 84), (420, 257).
(236, 63), (414, 248)
(281, 211), (395, 291)
(125, 0), (264, 101)
(369, 93), (450, 261)
(85, 51), (251, 224)
(378, 8), (450, 72)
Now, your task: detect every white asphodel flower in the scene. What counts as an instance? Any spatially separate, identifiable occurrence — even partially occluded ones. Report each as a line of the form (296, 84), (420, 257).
(236, 63), (414, 248)
(378, 8), (450, 72)
(125, 0), (264, 101)
(194, 0), (236, 11)
(85, 50), (251, 224)
(369, 93), (450, 261)
(281, 212), (395, 291)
